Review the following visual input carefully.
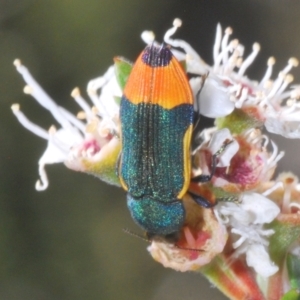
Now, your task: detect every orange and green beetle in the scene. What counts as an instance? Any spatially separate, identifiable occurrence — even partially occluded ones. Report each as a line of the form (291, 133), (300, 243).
(118, 44), (213, 240)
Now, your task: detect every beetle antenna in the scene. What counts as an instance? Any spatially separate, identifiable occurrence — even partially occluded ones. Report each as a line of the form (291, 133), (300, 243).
(122, 228), (150, 243)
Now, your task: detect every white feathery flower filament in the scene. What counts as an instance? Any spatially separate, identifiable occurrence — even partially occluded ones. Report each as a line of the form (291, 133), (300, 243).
(36, 162), (49, 191)
(267, 140), (285, 168)
(11, 104), (49, 139)
(238, 43), (260, 76)
(86, 68), (121, 136)
(71, 87), (93, 120)
(260, 57), (276, 87)
(14, 59), (76, 133)
(141, 30), (155, 45)
(163, 18), (202, 62)
(220, 27), (233, 65)
(12, 59), (120, 190)
(213, 24), (222, 64)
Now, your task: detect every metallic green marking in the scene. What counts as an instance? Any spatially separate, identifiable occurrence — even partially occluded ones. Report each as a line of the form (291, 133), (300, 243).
(120, 97), (193, 201)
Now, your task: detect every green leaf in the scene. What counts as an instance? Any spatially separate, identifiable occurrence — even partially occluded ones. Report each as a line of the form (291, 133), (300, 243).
(268, 217), (300, 265)
(114, 57), (133, 91)
(281, 289), (300, 300)
(215, 108), (263, 134)
(287, 253), (300, 289)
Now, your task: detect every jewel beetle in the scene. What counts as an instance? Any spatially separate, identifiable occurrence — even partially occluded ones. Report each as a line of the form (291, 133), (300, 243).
(118, 44), (214, 241)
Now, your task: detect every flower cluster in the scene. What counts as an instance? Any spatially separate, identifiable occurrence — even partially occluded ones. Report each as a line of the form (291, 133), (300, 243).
(11, 18), (300, 300)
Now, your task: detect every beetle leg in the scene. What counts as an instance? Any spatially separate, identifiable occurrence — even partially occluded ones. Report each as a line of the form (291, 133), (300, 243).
(191, 152), (217, 183)
(188, 191), (215, 208)
(192, 139), (233, 183)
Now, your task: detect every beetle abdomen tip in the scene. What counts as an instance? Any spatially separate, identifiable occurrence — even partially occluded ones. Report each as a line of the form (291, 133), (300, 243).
(142, 44), (172, 67)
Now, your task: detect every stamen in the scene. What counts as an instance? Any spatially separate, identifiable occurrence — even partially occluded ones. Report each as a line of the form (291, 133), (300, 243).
(263, 79), (273, 90)
(59, 107), (85, 133)
(163, 18), (201, 61)
(173, 18), (182, 28)
(48, 125), (56, 135)
(267, 71), (285, 98)
(47, 125), (74, 155)
(267, 141), (284, 166)
(214, 41), (241, 73)
(282, 57), (299, 74)
(141, 31), (155, 45)
(87, 66), (115, 116)
(213, 24), (222, 64)
(77, 111), (86, 119)
(235, 86), (249, 108)
(290, 86), (300, 99)
(234, 43), (244, 57)
(35, 163), (49, 191)
(11, 104), (49, 139)
(260, 57), (275, 86)
(220, 27), (233, 65)
(277, 90), (292, 103)
(268, 59), (298, 100)
(238, 43), (260, 76)
(85, 119), (98, 133)
(262, 181), (283, 196)
(236, 57), (243, 68)
(71, 87), (93, 118)
(286, 99), (295, 107)
(163, 18), (181, 42)
(13, 58), (21, 67)
(214, 43), (234, 72)
(261, 134), (270, 149)
(14, 61), (71, 127)
(92, 106), (99, 115)
(23, 85), (33, 94)
(276, 74), (294, 97)
(225, 46), (240, 73)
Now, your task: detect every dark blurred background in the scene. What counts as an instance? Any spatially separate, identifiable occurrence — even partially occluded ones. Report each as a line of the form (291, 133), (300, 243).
(1, 1), (300, 299)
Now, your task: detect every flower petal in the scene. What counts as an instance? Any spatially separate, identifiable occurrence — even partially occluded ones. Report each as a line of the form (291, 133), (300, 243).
(246, 244), (279, 277)
(241, 193), (280, 224)
(198, 76), (235, 118)
(265, 118), (300, 139)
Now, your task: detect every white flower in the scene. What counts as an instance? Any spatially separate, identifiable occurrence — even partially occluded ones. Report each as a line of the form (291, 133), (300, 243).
(160, 19), (300, 138)
(12, 59), (121, 190)
(214, 193), (280, 277)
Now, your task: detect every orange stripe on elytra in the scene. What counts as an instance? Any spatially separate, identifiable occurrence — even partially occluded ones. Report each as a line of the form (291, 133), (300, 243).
(124, 52), (193, 109)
